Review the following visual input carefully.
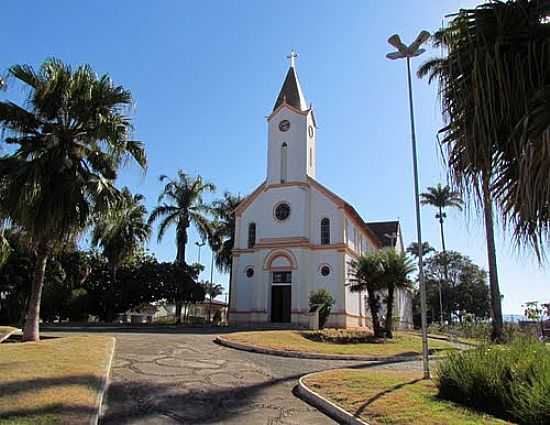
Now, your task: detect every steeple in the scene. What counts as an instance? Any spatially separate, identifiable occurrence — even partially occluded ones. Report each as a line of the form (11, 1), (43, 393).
(273, 50), (308, 112)
(267, 50), (316, 184)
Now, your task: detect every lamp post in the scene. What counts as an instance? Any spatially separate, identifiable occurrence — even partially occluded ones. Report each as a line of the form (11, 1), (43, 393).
(386, 30), (431, 379)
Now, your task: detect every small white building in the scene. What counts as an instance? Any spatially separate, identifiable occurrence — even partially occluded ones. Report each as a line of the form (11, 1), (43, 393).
(229, 54), (413, 329)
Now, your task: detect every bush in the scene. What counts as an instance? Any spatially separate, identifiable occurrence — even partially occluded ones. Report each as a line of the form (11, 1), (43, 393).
(309, 289), (335, 329)
(436, 338), (550, 424)
(428, 321), (538, 342)
(304, 328), (376, 344)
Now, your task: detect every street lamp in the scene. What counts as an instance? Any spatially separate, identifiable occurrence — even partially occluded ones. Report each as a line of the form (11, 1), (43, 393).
(386, 30), (431, 379)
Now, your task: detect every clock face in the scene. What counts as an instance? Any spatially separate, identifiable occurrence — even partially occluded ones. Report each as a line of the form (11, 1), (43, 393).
(275, 203), (291, 221)
(279, 120), (290, 132)
(308, 125), (314, 138)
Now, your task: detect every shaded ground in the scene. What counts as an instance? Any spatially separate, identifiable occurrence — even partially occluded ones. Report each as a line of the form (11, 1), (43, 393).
(0, 336), (114, 425)
(44, 329), (425, 425)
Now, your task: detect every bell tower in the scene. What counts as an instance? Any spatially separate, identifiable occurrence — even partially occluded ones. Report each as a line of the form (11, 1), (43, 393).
(266, 51), (317, 184)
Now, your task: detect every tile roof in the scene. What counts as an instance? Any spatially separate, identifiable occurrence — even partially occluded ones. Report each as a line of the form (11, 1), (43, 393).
(365, 221), (401, 247)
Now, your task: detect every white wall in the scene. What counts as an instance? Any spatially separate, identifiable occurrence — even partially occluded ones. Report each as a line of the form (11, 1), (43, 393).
(267, 106), (315, 184)
(309, 185), (343, 244)
(237, 186), (309, 247)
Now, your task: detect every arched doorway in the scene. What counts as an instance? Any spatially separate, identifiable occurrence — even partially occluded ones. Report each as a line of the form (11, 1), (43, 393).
(264, 250), (296, 323)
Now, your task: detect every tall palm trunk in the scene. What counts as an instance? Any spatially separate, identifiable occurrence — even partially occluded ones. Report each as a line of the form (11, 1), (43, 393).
(385, 286), (395, 338)
(367, 288), (383, 338)
(482, 174), (504, 342)
(22, 245), (49, 342)
(438, 206), (446, 326)
(174, 223), (188, 325)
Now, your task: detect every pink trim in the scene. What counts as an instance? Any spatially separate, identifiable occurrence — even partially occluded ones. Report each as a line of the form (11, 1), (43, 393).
(263, 249), (298, 271)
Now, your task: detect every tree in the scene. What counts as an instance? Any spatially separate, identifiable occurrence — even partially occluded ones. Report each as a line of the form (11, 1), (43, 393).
(148, 171), (215, 323)
(203, 281), (223, 323)
(417, 2), (544, 341)
(309, 289), (335, 329)
(92, 187), (151, 282)
(348, 252), (385, 338)
(420, 184), (463, 255)
(423, 251), (490, 323)
(420, 184), (463, 326)
(0, 59), (146, 341)
(209, 192), (242, 321)
(523, 301), (550, 339)
(406, 241), (435, 258)
(379, 250), (415, 338)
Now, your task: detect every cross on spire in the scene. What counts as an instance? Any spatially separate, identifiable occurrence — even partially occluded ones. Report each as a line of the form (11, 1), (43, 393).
(287, 49), (298, 68)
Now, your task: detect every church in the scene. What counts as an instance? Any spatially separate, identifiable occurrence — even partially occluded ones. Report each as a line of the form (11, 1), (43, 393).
(229, 53), (413, 329)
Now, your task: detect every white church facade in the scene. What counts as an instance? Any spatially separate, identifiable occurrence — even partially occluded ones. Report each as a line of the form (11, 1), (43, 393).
(229, 54), (413, 329)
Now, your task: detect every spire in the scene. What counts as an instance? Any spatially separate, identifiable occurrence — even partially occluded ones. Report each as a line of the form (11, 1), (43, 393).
(273, 50), (308, 112)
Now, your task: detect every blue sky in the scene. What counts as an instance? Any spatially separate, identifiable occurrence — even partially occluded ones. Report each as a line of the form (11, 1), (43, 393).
(2, 1), (547, 314)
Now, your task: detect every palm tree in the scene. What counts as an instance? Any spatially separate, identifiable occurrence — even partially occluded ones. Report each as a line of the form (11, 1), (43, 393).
(148, 171), (215, 323)
(348, 252), (385, 338)
(92, 187), (151, 281)
(0, 59), (146, 341)
(406, 241), (435, 259)
(379, 250), (415, 338)
(416, 2), (550, 340)
(420, 184), (463, 255)
(203, 281), (224, 323)
(420, 184), (462, 326)
(209, 192), (242, 321)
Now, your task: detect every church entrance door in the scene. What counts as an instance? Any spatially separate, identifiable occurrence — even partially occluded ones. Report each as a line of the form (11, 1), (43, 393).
(271, 271), (291, 323)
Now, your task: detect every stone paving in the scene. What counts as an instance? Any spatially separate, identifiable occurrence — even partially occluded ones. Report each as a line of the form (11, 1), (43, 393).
(48, 329), (422, 425)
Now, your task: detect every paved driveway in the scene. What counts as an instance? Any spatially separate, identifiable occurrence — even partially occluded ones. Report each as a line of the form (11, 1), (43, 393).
(47, 329), (422, 425)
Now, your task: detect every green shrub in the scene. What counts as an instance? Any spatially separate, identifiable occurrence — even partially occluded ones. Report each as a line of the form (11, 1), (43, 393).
(428, 321), (538, 342)
(309, 289), (335, 329)
(436, 338), (550, 424)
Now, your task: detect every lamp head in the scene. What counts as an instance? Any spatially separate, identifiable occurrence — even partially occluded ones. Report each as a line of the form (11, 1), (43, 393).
(388, 34), (407, 52)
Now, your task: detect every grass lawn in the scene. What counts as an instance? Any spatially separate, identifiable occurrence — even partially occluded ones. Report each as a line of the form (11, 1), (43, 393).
(0, 335), (115, 425)
(0, 327), (18, 343)
(303, 369), (513, 425)
(224, 330), (456, 357)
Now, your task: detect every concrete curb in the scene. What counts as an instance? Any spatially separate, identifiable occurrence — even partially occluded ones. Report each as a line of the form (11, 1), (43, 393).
(91, 336), (116, 425)
(296, 373), (370, 425)
(215, 336), (441, 362)
(0, 328), (21, 343)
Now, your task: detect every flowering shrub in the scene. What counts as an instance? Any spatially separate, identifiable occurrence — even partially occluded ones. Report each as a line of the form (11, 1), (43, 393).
(436, 338), (550, 424)
(303, 329), (376, 344)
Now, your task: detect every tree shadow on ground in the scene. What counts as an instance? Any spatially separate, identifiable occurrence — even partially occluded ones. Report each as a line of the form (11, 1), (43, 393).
(353, 377), (424, 417)
(0, 350), (418, 424)
(101, 357), (413, 424)
(0, 375), (100, 423)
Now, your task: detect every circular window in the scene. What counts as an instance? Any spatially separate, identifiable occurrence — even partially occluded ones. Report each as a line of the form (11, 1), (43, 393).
(275, 203), (291, 221)
(246, 268), (254, 278)
(320, 266), (331, 277)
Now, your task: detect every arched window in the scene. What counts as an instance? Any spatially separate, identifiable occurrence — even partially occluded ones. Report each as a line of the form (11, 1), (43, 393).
(248, 223), (256, 248)
(280, 143), (287, 183)
(321, 218), (330, 245)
